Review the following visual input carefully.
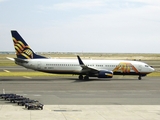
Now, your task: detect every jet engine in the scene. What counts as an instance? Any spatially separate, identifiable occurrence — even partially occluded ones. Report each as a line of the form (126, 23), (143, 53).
(98, 71), (113, 78)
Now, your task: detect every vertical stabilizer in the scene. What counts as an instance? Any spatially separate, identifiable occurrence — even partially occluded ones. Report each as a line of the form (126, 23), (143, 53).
(11, 30), (46, 59)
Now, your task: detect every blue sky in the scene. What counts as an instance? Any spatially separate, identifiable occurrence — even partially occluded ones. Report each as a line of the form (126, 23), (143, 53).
(0, 0), (160, 53)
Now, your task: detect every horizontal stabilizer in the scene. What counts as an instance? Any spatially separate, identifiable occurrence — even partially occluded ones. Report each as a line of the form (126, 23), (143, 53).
(6, 57), (15, 61)
(7, 57), (28, 64)
(14, 58), (28, 63)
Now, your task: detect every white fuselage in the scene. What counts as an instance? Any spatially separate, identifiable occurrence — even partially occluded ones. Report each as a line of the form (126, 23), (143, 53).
(18, 58), (154, 76)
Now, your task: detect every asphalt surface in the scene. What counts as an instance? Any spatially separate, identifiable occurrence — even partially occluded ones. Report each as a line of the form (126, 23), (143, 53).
(1, 68), (160, 119)
(0, 76), (160, 105)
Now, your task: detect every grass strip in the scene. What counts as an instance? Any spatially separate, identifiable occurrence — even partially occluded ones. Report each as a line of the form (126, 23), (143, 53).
(0, 71), (160, 77)
(0, 63), (16, 66)
(147, 72), (160, 77)
(0, 72), (70, 77)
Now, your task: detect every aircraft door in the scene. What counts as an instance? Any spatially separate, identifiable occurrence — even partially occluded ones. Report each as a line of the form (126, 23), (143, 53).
(138, 65), (142, 72)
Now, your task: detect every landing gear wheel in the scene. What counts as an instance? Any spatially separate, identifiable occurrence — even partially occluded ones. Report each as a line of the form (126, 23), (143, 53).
(138, 75), (141, 80)
(84, 76), (89, 80)
(79, 75), (83, 80)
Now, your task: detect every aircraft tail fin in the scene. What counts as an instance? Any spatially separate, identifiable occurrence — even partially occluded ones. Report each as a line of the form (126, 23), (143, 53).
(11, 30), (46, 59)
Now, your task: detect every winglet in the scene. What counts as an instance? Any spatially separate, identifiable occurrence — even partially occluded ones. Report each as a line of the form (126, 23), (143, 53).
(77, 55), (85, 65)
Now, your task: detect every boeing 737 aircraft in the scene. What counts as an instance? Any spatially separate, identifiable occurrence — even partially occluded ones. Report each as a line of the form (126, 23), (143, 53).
(8, 30), (154, 80)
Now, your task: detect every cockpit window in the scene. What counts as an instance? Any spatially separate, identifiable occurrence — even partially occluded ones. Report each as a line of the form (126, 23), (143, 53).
(145, 65), (149, 67)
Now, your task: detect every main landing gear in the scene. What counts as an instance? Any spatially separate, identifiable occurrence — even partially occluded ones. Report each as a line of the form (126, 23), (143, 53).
(79, 75), (143, 80)
(78, 75), (83, 80)
(78, 75), (89, 80)
(138, 75), (142, 80)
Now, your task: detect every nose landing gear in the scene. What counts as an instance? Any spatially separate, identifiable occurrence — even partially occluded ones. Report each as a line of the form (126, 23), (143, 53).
(138, 75), (142, 80)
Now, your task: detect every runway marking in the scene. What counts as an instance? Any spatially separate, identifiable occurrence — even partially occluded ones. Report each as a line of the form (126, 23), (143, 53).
(53, 110), (82, 112)
(23, 76), (32, 79)
(3, 70), (10, 73)
(33, 94), (41, 96)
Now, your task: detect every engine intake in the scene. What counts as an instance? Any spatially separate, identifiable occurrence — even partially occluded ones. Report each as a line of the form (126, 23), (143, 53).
(98, 71), (113, 78)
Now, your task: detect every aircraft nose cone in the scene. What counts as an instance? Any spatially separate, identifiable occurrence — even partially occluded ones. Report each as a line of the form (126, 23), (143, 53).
(151, 67), (155, 72)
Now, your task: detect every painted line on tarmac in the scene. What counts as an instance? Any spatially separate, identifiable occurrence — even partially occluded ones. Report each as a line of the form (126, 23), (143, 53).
(33, 94), (41, 96)
(23, 76), (32, 79)
(45, 107), (51, 111)
(3, 70), (10, 73)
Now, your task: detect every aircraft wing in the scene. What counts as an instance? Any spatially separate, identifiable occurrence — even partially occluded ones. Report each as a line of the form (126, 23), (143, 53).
(77, 55), (113, 78)
(77, 55), (100, 74)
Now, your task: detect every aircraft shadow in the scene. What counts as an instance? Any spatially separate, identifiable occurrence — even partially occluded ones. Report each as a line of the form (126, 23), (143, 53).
(0, 77), (141, 82)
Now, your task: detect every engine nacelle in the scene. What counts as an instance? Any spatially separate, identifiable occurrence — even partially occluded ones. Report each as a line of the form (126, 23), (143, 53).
(98, 71), (113, 78)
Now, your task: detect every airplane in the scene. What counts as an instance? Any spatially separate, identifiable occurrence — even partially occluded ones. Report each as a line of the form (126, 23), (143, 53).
(8, 30), (155, 80)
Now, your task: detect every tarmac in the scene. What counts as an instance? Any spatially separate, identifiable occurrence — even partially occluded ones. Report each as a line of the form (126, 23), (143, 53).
(0, 104), (160, 120)
(0, 75), (160, 120)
